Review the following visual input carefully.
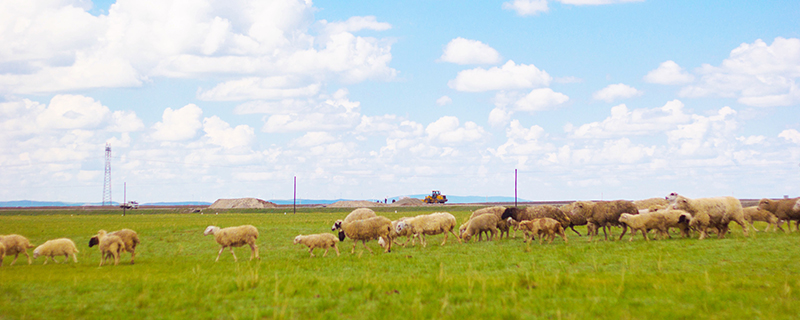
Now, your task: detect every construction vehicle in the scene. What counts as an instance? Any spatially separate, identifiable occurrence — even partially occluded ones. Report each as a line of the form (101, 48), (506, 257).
(424, 190), (447, 204)
(120, 201), (139, 209)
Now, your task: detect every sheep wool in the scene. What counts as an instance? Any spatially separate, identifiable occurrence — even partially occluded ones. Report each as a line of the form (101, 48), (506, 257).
(204, 225), (260, 262)
(658, 209), (692, 238)
(461, 214), (498, 242)
(89, 229), (140, 264)
(518, 218), (568, 245)
(294, 233), (340, 257)
(618, 213), (668, 241)
(333, 216), (393, 254)
(633, 198), (669, 210)
(0, 242), (5, 267)
(742, 206), (779, 232)
(502, 205), (571, 232)
(570, 200), (638, 241)
(0, 234), (35, 266)
(669, 193), (748, 239)
(561, 202), (587, 236)
(396, 212), (461, 247)
(389, 217), (414, 247)
(467, 206), (509, 239)
(758, 198), (800, 232)
(33, 238), (79, 264)
(332, 207), (379, 242)
(95, 230), (125, 266)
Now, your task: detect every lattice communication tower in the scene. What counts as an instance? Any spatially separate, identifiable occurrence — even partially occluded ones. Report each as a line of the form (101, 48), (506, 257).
(102, 143), (112, 206)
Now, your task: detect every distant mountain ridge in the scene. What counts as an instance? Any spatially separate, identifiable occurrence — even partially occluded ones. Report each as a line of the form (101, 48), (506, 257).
(0, 195), (526, 207)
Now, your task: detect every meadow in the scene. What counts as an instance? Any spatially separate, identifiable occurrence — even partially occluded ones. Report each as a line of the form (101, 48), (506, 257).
(1, 206), (798, 320)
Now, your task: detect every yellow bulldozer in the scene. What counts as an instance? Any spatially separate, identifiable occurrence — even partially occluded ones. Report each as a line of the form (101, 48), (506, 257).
(423, 190), (447, 204)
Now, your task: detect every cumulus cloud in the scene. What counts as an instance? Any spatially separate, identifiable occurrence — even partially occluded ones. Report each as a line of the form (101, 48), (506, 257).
(262, 89), (361, 132)
(666, 106), (738, 156)
(502, 0), (549, 16)
(679, 37), (800, 107)
(425, 116), (487, 144)
(592, 83), (642, 102)
(779, 129), (800, 144)
(151, 104), (203, 141)
(514, 88), (570, 111)
(197, 77), (321, 101)
(568, 100), (692, 138)
(644, 60), (695, 85)
(292, 132), (338, 148)
(436, 96), (453, 106)
(203, 116), (255, 149)
(448, 60), (552, 92)
(440, 38), (502, 65)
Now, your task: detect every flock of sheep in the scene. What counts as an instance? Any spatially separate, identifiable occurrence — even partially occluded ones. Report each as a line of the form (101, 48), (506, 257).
(2, 193), (799, 264)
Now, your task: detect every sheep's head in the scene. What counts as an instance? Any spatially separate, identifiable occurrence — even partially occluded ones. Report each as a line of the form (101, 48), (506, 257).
(293, 235), (302, 245)
(672, 198), (691, 212)
(203, 226), (218, 236)
(666, 192), (680, 203)
(32, 248), (40, 259)
(757, 198), (773, 211)
(396, 221), (408, 233)
(618, 213), (632, 225)
(378, 236), (386, 248)
(678, 213), (690, 224)
(88, 236), (99, 247)
(331, 220), (343, 231)
(571, 201), (591, 216)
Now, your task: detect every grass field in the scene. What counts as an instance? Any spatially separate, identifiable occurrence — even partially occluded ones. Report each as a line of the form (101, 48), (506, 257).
(1, 206), (799, 319)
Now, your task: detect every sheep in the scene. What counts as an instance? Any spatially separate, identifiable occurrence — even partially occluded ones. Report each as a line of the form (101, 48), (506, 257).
(502, 205), (571, 232)
(332, 207), (379, 242)
(757, 198), (800, 232)
(461, 214), (498, 242)
(293, 233), (340, 257)
(0, 242), (5, 267)
(659, 209), (692, 238)
(560, 202), (587, 236)
(94, 230), (125, 266)
(332, 216), (393, 254)
(464, 206), (509, 239)
(0, 234), (35, 266)
(518, 218), (568, 245)
(668, 193), (748, 239)
(89, 229), (139, 264)
(742, 206), (780, 232)
(618, 212), (668, 241)
(634, 198), (669, 211)
(203, 225), (260, 262)
(507, 217), (520, 238)
(396, 212), (461, 247)
(570, 200), (638, 241)
(33, 238), (79, 264)
(388, 217), (415, 247)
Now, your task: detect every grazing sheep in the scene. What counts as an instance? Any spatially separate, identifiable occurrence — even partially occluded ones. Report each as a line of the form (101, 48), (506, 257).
(461, 214), (499, 242)
(0, 242), (5, 267)
(742, 206), (780, 232)
(507, 217), (520, 238)
(33, 238), (79, 264)
(396, 212), (461, 247)
(502, 205), (571, 232)
(570, 200), (638, 241)
(618, 213), (668, 241)
(757, 198), (800, 232)
(466, 206), (509, 239)
(332, 207), (379, 242)
(0, 234), (35, 266)
(668, 193), (748, 239)
(659, 209), (692, 238)
(634, 198), (669, 211)
(89, 229), (139, 264)
(94, 230), (125, 266)
(293, 233), (340, 257)
(388, 217), (415, 247)
(333, 216), (393, 254)
(518, 218), (568, 245)
(203, 225), (260, 262)
(560, 202), (587, 236)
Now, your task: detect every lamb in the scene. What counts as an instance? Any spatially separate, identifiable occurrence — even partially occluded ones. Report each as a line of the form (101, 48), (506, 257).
(332, 216), (393, 254)
(506, 217), (520, 238)
(659, 209), (692, 238)
(89, 229), (139, 264)
(570, 200), (638, 241)
(518, 218), (568, 245)
(203, 225), (260, 262)
(396, 212), (461, 247)
(388, 217), (415, 247)
(757, 198), (800, 232)
(0, 234), (35, 266)
(94, 230), (125, 266)
(502, 205), (571, 232)
(560, 202), (587, 236)
(293, 233), (340, 257)
(461, 214), (498, 242)
(742, 206), (780, 232)
(618, 212), (668, 241)
(668, 193), (748, 239)
(32, 238), (79, 264)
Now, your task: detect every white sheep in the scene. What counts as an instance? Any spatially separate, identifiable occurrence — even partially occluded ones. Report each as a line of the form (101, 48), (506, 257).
(332, 216), (393, 254)
(343, 208), (378, 223)
(94, 230), (125, 266)
(668, 193), (748, 239)
(659, 209), (692, 238)
(203, 225), (260, 262)
(570, 200), (639, 241)
(742, 206), (779, 232)
(0, 234), (35, 266)
(33, 238), (79, 264)
(389, 217), (415, 247)
(461, 214), (499, 242)
(618, 212), (668, 241)
(89, 228), (139, 264)
(294, 233), (340, 257)
(0, 242), (5, 267)
(396, 212), (461, 247)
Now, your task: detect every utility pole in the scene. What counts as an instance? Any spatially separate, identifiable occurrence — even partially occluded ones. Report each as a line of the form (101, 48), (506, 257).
(515, 169), (518, 208)
(293, 176), (297, 214)
(123, 182), (126, 216)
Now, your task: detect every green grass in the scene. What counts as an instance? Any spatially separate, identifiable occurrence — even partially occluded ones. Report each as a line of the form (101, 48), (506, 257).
(1, 207), (799, 319)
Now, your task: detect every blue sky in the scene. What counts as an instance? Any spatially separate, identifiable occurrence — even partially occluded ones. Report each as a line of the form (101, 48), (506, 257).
(2, 0), (800, 203)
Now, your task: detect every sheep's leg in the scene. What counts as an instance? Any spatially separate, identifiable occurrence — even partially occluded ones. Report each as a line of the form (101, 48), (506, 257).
(351, 240), (357, 254)
(735, 219), (749, 236)
(421, 234), (427, 248)
(250, 243), (259, 260)
(72, 253), (78, 263)
(9, 253), (19, 266)
(215, 247), (225, 262)
(309, 247), (315, 257)
(561, 230), (568, 244)
(569, 226), (582, 236)
(333, 243), (340, 256)
(130, 250), (136, 264)
(618, 224), (628, 241)
(450, 230), (462, 244)
(361, 240), (373, 254)
(99, 253), (104, 267)
(642, 229), (649, 241)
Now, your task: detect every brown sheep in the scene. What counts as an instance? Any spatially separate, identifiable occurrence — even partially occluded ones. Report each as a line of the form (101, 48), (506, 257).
(465, 206), (509, 239)
(560, 202), (587, 236)
(518, 218), (568, 245)
(501, 205), (571, 231)
(758, 198), (800, 232)
(743, 206), (780, 232)
(570, 200), (638, 241)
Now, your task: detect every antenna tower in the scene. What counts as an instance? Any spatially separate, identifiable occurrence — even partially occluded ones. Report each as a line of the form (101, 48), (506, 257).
(102, 143), (112, 206)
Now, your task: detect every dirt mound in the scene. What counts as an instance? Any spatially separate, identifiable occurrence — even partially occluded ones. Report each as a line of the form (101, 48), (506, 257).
(392, 197), (425, 206)
(328, 200), (386, 208)
(209, 198), (277, 209)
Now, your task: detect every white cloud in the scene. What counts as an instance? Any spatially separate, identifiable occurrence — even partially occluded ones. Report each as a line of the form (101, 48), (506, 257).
(292, 132), (338, 148)
(514, 88), (569, 111)
(425, 116), (487, 144)
(36, 95), (110, 130)
(557, 0), (644, 4)
(197, 77), (321, 101)
(202, 116), (255, 149)
(502, 0), (549, 16)
(679, 37), (800, 107)
(779, 129), (800, 144)
(262, 89), (361, 132)
(151, 104), (203, 141)
(448, 60), (552, 92)
(644, 60), (695, 85)
(666, 106), (738, 156)
(436, 96), (453, 106)
(568, 100), (692, 138)
(488, 107), (513, 127)
(440, 38), (502, 65)
(592, 83), (642, 102)
(736, 135), (766, 145)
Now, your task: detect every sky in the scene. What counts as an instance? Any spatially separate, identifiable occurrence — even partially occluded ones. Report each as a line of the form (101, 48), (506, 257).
(2, 0), (800, 203)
